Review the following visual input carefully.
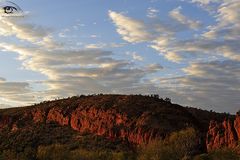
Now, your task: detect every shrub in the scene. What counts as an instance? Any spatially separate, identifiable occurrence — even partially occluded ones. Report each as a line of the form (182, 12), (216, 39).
(168, 127), (198, 157)
(208, 149), (240, 160)
(138, 127), (199, 160)
(138, 140), (177, 160)
(0, 147), (35, 160)
(37, 144), (69, 160)
(193, 148), (240, 160)
(36, 144), (136, 160)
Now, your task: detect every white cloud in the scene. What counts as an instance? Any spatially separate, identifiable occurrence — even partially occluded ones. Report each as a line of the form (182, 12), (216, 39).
(109, 10), (184, 62)
(147, 7), (159, 18)
(167, 0), (240, 62)
(191, 0), (222, 5)
(0, 17), (63, 51)
(203, 0), (240, 40)
(90, 34), (99, 38)
(165, 52), (183, 63)
(85, 42), (126, 49)
(0, 17), (51, 43)
(126, 51), (144, 61)
(85, 43), (107, 49)
(109, 10), (153, 43)
(169, 6), (202, 30)
(108, 2), (240, 63)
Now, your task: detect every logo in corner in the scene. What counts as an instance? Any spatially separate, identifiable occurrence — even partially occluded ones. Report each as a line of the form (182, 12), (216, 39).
(0, 1), (24, 17)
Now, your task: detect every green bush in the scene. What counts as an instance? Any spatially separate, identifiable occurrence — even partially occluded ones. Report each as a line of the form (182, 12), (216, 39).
(168, 127), (198, 157)
(138, 140), (177, 160)
(138, 127), (199, 160)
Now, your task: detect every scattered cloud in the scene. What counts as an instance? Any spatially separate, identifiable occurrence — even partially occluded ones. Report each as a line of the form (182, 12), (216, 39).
(181, 60), (240, 112)
(107, 1), (240, 113)
(126, 51), (144, 61)
(85, 42), (127, 49)
(0, 78), (36, 105)
(203, 0), (240, 40)
(90, 34), (99, 38)
(165, 52), (183, 63)
(108, 10), (153, 43)
(191, 0), (222, 5)
(85, 43), (107, 49)
(169, 6), (202, 30)
(0, 18), (51, 43)
(153, 60), (240, 112)
(109, 10), (182, 62)
(109, 0), (240, 63)
(145, 63), (163, 71)
(0, 17), (162, 105)
(147, 7), (159, 18)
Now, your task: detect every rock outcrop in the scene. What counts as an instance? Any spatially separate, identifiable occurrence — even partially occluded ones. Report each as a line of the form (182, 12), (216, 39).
(206, 114), (240, 152)
(69, 107), (158, 144)
(0, 95), (204, 145)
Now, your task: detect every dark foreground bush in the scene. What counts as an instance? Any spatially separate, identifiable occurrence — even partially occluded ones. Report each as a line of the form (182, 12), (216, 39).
(193, 148), (240, 160)
(36, 144), (136, 160)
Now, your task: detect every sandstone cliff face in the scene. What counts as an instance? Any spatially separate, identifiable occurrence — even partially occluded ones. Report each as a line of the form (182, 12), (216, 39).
(234, 115), (240, 139)
(29, 106), (160, 144)
(0, 107), (159, 144)
(206, 114), (240, 151)
(47, 107), (69, 126)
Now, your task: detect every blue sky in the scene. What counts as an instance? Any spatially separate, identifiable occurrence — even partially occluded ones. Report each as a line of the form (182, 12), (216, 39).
(0, 0), (239, 113)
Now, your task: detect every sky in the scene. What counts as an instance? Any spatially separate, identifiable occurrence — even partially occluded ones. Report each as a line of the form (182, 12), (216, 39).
(0, 0), (239, 113)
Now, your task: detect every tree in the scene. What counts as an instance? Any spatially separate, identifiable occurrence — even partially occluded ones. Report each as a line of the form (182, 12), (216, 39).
(164, 97), (171, 103)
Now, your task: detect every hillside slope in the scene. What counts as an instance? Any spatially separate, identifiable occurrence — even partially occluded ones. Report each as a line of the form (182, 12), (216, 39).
(0, 95), (235, 157)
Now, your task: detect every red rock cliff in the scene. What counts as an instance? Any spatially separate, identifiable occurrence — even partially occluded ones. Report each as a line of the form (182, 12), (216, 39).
(206, 114), (240, 152)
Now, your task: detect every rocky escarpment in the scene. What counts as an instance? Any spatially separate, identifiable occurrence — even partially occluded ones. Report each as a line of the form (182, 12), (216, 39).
(0, 95), (205, 145)
(206, 113), (240, 152)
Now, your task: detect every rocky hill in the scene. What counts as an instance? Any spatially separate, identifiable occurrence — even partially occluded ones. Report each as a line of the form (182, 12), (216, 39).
(0, 94), (239, 158)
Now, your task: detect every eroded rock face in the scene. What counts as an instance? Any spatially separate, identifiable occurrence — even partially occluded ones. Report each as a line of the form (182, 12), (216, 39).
(206, 114), (240, 151)
(0, 107), (159, 144)
(234, 114), (240, 139)
(70, 107), (156, 144)
(32, 108), (46, 123)
(47, 107), (69, 126)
